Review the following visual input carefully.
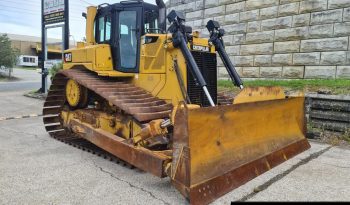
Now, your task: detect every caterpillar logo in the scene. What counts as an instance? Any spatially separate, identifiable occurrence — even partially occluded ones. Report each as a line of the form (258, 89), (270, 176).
(192, 45), (209, 52)
(64, 53), (72, 62)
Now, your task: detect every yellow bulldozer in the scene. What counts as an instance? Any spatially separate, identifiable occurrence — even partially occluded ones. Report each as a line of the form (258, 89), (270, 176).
(43, 0), (310, 204)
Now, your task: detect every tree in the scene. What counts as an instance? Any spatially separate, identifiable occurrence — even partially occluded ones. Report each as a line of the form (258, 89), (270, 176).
(0, 34), (19, 68)
(49, 62), (63, 81)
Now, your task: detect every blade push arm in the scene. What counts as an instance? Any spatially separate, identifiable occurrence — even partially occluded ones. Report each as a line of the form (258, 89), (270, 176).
(207, 20), (244, 89)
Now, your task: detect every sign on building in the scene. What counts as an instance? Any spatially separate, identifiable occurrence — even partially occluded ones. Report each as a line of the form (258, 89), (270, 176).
(43, 0), (65, 25)
(44, 60), (62, 69)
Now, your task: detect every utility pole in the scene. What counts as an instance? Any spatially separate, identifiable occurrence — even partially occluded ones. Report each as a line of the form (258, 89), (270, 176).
(64, 0), (69, 50)
(41, 0), (46, 93)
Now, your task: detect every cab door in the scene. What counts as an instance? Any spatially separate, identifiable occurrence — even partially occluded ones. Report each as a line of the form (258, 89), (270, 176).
(114, 7), (142, 73)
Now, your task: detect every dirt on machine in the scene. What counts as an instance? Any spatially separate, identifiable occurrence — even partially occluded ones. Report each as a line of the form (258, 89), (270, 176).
(43, 1), (310, 204)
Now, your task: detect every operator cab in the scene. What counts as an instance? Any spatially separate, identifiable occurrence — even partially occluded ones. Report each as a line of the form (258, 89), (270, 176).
(94, 1), (163, 73)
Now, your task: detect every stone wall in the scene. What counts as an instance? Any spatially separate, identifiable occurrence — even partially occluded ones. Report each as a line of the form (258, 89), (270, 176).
(306, 93), (350, 134)
(167, 0), (350, 79)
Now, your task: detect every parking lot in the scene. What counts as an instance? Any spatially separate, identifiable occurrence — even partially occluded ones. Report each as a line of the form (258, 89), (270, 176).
(0, 69), (349, 204)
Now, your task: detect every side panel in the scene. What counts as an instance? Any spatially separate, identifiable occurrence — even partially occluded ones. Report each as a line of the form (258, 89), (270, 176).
(134, 34), (188, 105)
(140, 35), (166, 74)
(95, 45), (113, 70)
(64, 45), (129, 77)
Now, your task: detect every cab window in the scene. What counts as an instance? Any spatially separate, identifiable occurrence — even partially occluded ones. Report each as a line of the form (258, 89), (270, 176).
(144, 11), (159, 34)
(119, 10), (137, 69)
(98, 17), (105, 42)
(105, 16), (111, 41)
(97, 14), (111, 43)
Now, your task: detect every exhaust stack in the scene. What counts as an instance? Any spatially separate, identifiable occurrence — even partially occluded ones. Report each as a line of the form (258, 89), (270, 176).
(85, 6), (97, 45)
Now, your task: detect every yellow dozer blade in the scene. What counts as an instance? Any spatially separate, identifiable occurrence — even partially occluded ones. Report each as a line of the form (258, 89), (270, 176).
(171, 87), (310, 204)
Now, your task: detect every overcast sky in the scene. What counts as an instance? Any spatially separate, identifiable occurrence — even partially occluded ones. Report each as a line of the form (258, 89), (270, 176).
(0, 0), (157, 43)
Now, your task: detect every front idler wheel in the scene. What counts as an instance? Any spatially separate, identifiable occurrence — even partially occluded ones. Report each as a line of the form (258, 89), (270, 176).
(65, 79), (88, 108)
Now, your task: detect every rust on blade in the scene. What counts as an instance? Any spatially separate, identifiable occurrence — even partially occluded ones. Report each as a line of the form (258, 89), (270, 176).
(43, 67), (311, 205)
(172, 97), (310, 205)
(189, 139), (310, 205)
(234, 86), (286, 104)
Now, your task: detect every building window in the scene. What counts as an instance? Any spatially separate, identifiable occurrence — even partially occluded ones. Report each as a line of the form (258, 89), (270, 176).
(23, 57), (36, 63)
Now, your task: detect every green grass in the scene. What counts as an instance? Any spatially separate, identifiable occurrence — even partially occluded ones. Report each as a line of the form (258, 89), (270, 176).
(218, 79), (350, 95)
(341, 130), (350, 143)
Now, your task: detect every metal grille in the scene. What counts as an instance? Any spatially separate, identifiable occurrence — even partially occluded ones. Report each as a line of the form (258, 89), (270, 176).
(187, 51), (217, 107)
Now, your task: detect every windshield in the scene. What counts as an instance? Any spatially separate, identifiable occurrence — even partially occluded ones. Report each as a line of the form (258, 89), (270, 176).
(119, 10), (138, 69)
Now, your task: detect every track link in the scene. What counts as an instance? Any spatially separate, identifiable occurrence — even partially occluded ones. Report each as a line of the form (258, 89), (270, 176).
(61, 68), (173, 122)
(217, 90), (235, 105)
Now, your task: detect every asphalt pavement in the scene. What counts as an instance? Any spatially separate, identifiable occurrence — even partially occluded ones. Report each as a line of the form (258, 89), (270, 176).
(0, 68), (44, 118)
(0, 68), (349, 204)
(0, 68), (43, 92)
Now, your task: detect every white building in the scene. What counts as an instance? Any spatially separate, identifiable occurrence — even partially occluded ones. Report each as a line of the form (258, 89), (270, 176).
(17, 55), (38, 67)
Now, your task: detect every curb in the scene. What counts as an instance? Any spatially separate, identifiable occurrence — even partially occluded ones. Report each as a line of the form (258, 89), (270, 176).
(0, 114), (42, 122)
(23, 93), (46, 100)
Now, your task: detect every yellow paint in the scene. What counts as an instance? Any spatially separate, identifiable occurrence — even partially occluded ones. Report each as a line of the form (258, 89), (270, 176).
(61, 109), (142, 140)
(86, 6), (97, 45)
(95, 45), (113, 70)
(133, 34), (190, 105)
(171, 104), (200, 124)
(58, 6), (311, 192)
(66, 79), (81, 107)
(234, 86), (286, 104)
(64, 63), (94, 70)
(180, 97), (307, 186)
(35, 45), (63, 54)
(97, 71), (134, 77)
(63, 29), (216, 106)
(192, 36), (215, 53)
(140, 34), (166, 74)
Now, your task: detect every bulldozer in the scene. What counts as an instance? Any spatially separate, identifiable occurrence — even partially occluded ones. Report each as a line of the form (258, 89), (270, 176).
(43, 0), (310, 204)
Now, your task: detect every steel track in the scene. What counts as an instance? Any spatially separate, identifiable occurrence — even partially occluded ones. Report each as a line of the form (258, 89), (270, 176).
(42, 67), (175, 167)
(42, 67), (232, 166)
